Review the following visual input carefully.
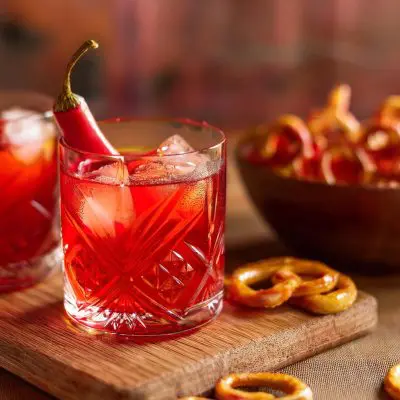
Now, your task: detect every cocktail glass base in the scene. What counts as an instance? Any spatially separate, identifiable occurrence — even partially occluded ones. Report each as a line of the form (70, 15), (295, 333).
(64, 290), (224, 337)
(0, 245), (63, 293)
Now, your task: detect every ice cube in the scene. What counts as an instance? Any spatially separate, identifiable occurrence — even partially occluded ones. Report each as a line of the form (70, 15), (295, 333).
(129, 159), (197, 183)
(2, 107), (49, 164)
(170, 159), (198, 176)
(131, 160), (170, 182)
(76, 162), (134, 238)
(156, 134), (211, 180)
(88, 161), (130, 185)
(79, 182), (134, 238)
(157, 134), (194, 156)
(2, 108), (44, 145)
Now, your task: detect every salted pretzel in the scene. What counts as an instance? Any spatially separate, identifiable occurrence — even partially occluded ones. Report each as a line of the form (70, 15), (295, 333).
(269, 257), (339, 297)
(385, 364), (400, 400)
(215, 372), (313, 400)
(226, 259), (302, 308)
(289, 274), (357, 315)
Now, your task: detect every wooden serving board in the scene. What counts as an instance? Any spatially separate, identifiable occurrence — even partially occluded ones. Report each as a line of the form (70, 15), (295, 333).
(0, 273), (377, 400)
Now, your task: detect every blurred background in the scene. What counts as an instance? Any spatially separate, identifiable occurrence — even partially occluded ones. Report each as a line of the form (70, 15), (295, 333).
(1, 0), (400, 130)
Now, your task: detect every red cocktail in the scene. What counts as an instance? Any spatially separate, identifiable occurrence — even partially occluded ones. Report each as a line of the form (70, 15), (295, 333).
(60, 119), (226, 335)
(0, 92), (59, 292)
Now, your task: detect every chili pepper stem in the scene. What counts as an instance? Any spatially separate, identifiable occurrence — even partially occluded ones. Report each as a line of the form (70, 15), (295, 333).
(54, 40), (98, 113)
(53, 39), (119, 155)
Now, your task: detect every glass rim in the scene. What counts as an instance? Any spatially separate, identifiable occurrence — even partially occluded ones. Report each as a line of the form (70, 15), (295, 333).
(59, 117), (226, 160)
(0, 110), (53, 124)
(0, 90), (53, 124)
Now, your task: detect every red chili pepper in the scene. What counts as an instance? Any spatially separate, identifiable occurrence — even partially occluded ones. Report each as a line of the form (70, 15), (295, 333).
(53, 40), (118, 155)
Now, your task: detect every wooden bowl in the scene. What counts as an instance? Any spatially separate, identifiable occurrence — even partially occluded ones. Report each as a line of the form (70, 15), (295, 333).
(235, 142), (400, 273)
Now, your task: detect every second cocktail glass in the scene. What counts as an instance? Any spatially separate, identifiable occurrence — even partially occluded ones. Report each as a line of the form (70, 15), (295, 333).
(60, 119), (226, 336)
(0, 91), (59, 292)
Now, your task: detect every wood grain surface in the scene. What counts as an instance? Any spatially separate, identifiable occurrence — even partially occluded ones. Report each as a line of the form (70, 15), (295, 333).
(0, 138), (378, 399)
(0, 271), (377, 400)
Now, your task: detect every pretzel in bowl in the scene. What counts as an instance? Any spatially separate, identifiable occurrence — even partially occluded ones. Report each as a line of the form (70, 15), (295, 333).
(385, 364), (400, 400)
(359, 120), (400, 179)
(225, 259), (302, 308)
(319, 145), (375, 185)
(215, 372), (313, 400)
(259, 114), (315, 165)
(308, 84), (361, 147)
(270, 257), (339, 297)
(289, 274), (357, 315)
(361, 120), (400, 153)
(377, 96), (400, 126)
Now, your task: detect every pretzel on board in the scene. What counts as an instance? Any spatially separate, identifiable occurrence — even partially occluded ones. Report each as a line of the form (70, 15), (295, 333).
(270, 257), (339, 297)
(225, 258), (302, 308)
(289, 274), (357, 315)
(215, 372), (313, 400)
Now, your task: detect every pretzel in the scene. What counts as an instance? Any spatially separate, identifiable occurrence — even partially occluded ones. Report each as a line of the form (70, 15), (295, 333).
(385, 364), (400, 400)
(273, 152), (320, 181)
(270, 257), (339, 297)
(357, 120), (400, 180)
(319, 145), (375, 185)
(260, 114), (315, 162)
(377, 96), (400, 126)
(308, 84), (361, 145)
(215, 372), (313, 400)
(291, 154), (321, 181)
(327, 83), (352, 113)
(226, 259), (302, 308)
(360, 121), (400, 153)
(289, 274), (357, 314)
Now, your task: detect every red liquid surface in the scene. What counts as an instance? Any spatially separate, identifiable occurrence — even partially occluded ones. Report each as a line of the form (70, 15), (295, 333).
(0, 136), (57, 289)
(61, 159), (226, 334)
